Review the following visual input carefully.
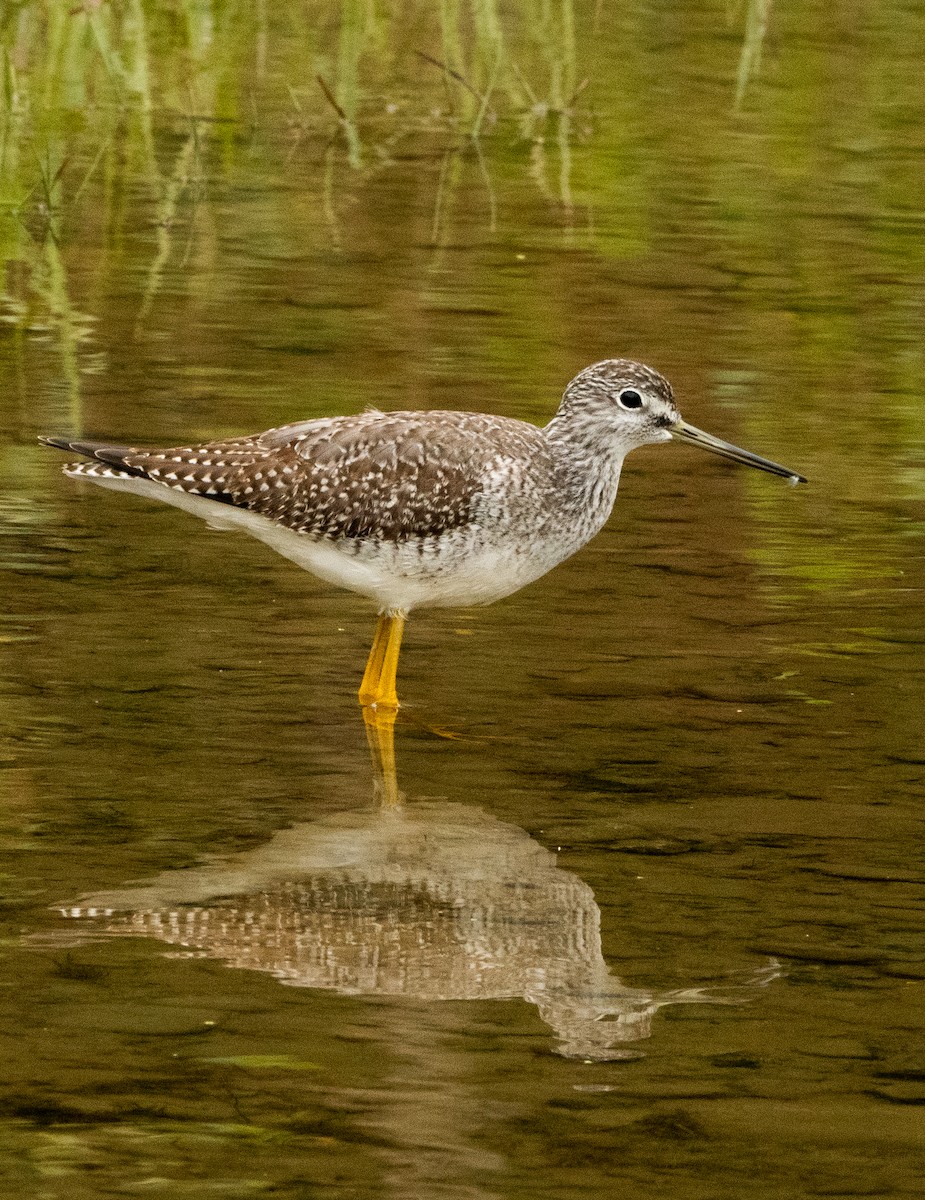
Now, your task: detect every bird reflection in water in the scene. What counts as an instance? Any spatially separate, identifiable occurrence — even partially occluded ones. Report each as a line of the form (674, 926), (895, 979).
(60, 711), (779, 1061)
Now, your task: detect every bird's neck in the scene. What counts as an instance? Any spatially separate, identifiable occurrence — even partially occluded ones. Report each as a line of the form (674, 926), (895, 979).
(543, 416), (625, 537)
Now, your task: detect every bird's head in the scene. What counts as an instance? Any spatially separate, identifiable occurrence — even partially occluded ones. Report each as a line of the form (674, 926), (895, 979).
(555, 358), (806, 483)
(557, 359), (680, 451)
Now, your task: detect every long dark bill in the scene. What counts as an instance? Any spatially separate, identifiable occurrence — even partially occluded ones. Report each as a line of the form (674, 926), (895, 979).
(671, 420), (807, 485)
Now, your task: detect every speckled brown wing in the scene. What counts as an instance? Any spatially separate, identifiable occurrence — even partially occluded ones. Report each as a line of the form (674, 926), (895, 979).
(48, 410), (554, 544)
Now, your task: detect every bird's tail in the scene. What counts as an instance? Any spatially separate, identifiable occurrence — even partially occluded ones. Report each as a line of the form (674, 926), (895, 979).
(38, 437), (147, 478)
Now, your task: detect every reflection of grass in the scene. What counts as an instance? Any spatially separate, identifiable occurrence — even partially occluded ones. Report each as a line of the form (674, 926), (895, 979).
(0, 1), (587, 359)
(0, 1), (591, 436)
(2, 1), (585, 192)
(0, 211), (95, 431)
(136, 130), (199, 326)
(733, 0), (772, 109)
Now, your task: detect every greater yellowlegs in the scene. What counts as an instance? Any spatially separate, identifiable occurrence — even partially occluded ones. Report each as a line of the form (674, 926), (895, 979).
(41, 359), (805, 709)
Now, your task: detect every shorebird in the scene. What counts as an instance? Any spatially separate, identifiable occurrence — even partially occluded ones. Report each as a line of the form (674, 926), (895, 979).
(41, 359), (805, 709)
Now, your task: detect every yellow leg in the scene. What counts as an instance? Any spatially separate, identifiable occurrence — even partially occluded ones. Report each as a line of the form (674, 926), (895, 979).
(358, 612), (406, 710)
(375, 613), (405, 710)
(358, 614), (391, 707)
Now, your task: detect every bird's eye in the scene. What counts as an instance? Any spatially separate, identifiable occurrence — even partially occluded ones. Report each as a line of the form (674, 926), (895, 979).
(618, 389), (644, 410)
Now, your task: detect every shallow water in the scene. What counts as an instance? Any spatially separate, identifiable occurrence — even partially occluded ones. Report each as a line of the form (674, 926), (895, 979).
(2, 2), (924, 1197)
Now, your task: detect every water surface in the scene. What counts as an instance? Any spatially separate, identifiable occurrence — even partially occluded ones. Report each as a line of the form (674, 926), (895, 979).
(1, 2), (924, 1197)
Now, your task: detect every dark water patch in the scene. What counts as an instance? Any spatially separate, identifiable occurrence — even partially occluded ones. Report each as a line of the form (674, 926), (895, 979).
(709, 1053), (761, 1069)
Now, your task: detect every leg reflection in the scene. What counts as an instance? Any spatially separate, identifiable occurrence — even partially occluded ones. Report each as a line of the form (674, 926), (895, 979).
(363, 704), (401, 809)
